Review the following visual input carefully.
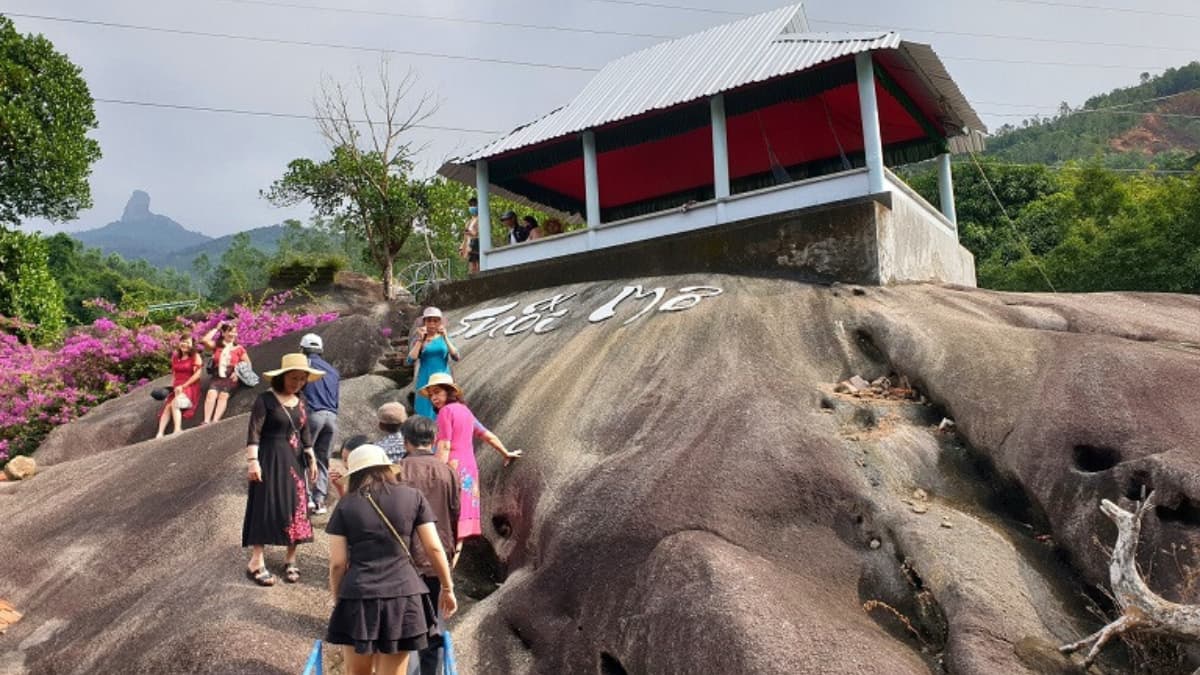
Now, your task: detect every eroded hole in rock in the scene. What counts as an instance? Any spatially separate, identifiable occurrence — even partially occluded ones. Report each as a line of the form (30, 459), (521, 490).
(852, 407), (877, 429)
(1073, 445), (1121, 473)
(599, 652), (628, 675)
(855, 329), (887, 364)
(1125, 472), (1152, 502)
(492, 515), (513, 539)
(510, 624), (532, 651)
(819, 396), (837, 410)
(1157, 497), (1200, 528)
(456, 537), (506, 599)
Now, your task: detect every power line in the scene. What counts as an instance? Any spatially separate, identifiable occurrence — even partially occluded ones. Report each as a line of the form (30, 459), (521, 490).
(809, 17), (1198, 54)
(579, 0), (747, 16)
(8, 10), (1179, 75)
(93, 97), (504, 133)
(210, 0), (676, 40)
(993, 0), (1200, 21)
(3, 12), (600, 72)
(942, 55), (1173, 71)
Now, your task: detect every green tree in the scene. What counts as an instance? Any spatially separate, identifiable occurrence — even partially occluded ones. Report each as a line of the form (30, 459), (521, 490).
(207, 232), (269, 301)
(0, 16), (102, 225)
(265, 62), (432, 299)
(0, 229), (66, 342)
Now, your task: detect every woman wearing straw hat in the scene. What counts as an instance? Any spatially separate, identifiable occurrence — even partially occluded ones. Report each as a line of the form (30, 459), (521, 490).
(419, 373), (521, 554)
(242, 353), (324, 586)
(406, 307), (460, 420)
(325, 444), (458, 675)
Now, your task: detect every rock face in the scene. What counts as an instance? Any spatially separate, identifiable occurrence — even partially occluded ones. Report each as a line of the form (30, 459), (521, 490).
(35, 314), (389, 466)
(3, 276), (1199, 674)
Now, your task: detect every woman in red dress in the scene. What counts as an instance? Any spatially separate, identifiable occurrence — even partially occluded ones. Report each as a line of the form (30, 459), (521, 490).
(155, 334), (204, 437)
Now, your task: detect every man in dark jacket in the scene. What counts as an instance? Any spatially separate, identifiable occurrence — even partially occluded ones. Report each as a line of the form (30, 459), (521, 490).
(300, 333), (340, 515)
(400, 415), (459, 675)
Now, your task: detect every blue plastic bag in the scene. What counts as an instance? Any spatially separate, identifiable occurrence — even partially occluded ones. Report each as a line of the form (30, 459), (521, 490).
(442, 631), (458, 675)
(301, 639), (323, 675)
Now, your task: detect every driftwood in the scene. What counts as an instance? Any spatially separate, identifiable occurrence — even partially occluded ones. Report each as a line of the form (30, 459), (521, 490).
(1059, 493), (1200, 667)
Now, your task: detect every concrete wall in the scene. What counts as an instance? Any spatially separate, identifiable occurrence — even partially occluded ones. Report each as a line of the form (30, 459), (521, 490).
(427, 186), (977, 309)
(428, 196), (884, 308)
(876, 176), (977, 287)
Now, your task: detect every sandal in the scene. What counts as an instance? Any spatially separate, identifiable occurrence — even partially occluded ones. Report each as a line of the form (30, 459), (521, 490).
(284, 564), (300, 583)
(246, 567), (276, 587)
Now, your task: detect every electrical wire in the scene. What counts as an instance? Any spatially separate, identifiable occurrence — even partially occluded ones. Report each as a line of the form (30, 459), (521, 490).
(209, 0), (676, 40)
(964, 149), (1059, 293)
(92, 97), (504, 133)
(1, 12), (601, 72)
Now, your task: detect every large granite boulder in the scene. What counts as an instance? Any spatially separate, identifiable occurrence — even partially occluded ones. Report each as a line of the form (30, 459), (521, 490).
(3, 276), (1199, 674)
(35, 314), (389, 466)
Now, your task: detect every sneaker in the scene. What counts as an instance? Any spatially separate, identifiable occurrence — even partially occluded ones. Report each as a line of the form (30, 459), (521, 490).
(307, 501), (316, 513)
(314, 505), (328, 515)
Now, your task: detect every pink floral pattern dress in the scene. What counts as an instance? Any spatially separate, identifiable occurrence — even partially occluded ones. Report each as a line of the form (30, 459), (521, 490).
(435, 401), (490, 540)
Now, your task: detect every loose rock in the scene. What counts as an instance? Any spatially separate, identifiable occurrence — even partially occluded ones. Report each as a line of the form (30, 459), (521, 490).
(3, 456), (36, 481)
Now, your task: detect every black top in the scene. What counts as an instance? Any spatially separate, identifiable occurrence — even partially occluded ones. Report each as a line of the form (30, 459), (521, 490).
(326, 484), (435, 599)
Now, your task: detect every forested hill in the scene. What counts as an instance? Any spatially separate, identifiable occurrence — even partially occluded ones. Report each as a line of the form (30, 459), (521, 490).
(984, 62), (1200, 169)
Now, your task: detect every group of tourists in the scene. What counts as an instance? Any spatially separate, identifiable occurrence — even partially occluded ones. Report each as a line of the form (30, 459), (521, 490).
(224, 307), (518, 675)
(459, 196), (565, 274)
(153, 322), (253, 437)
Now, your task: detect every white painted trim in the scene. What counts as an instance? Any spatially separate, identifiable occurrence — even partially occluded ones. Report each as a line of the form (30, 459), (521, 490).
(883, 169), (957, 235)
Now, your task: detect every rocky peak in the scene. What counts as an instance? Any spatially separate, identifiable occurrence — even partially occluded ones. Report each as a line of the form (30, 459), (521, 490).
(121, 190), (152, 222)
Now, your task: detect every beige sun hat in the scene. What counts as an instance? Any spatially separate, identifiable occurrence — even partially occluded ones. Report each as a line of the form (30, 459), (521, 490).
(263, 353), (325, 382)
(345, 444), (401, 475)
(421, 307), (443, 320)
(418, 372), (462, 398)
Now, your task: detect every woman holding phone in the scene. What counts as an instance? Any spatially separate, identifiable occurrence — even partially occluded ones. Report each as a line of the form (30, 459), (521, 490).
(406, 307), (460, 420)
(201, 321), (250, 424)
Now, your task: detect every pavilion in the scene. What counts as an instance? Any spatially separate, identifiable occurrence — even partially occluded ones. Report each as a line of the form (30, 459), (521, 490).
(439, 3), (986, 286)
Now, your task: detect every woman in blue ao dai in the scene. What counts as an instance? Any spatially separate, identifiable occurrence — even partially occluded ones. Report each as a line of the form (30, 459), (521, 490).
(406, 307), (460, 420)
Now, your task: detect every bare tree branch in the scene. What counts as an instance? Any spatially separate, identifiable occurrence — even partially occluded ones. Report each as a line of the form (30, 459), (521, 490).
(1060, 493), (1200, 667)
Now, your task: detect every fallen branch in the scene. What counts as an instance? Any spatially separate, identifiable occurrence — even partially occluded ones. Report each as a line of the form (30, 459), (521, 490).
(1059, 493), (1200, 667)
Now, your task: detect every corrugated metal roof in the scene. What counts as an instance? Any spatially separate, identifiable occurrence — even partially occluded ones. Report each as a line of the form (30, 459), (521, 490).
(452, 3), (983, 164)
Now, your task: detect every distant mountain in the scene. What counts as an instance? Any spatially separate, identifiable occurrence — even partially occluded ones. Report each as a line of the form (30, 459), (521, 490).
(985, 62), (1200, 169)
(71, 191), (287, 272)
(157, 225), (289, 273)
(73, 191), (213, 265)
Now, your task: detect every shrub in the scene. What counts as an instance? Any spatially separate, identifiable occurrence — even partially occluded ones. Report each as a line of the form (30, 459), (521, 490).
(267, 254), (347, 288)
(0, 290), (338, 468)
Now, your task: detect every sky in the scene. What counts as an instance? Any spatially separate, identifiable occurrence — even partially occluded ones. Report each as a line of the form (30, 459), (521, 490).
(5, 0), (1197, 237)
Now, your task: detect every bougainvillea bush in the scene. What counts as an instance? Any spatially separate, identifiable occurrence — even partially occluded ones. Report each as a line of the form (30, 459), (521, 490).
(0, 291), (337, 468)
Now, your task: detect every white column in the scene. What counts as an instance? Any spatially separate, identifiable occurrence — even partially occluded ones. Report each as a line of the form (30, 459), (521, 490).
(582, 130), (600, 248)
(475, 160), (492, 270)
(710, 94), (730, 199)
(855, 52), (885, 194)
(937, 152), (957, 227)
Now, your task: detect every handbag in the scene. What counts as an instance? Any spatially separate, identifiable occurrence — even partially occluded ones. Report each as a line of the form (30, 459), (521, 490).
(235, 361), (260, 387)
(173, 392), (193, 410)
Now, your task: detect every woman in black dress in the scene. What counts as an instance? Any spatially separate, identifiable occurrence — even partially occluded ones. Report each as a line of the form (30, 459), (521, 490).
(326, 444), (458, 675)
(243, 353), (324, 586)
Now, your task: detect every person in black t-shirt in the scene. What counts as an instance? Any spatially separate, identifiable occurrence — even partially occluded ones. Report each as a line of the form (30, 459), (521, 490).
(325, 444), (457, 675)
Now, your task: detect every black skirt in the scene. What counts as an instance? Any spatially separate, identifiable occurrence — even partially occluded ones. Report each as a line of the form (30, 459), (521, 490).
(325, 594), (435, 654)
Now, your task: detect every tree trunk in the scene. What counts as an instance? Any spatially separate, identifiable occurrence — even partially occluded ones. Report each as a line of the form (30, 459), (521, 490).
(382, 256), (395, 300)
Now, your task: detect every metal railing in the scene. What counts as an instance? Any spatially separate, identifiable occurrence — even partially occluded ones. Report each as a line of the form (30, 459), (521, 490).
(146, 299), (202, 314)
(398, 259), (452, 301)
